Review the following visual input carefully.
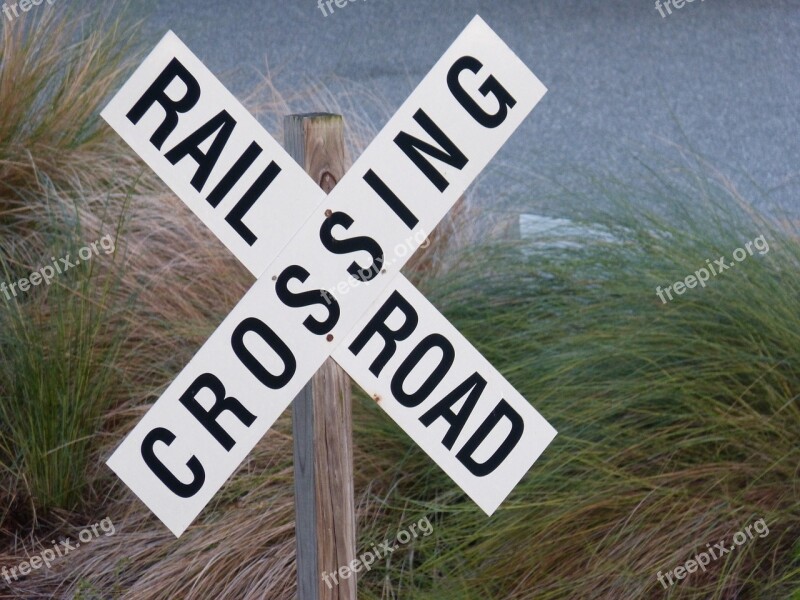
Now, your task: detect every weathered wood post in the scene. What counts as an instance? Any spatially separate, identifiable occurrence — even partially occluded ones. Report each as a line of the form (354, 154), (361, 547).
(285, 113), (357, 600)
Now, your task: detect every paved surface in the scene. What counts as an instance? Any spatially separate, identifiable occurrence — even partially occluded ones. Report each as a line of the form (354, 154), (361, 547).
(84, 0), (799, 215)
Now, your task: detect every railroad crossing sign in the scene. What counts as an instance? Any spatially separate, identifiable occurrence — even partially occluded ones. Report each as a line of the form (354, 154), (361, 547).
(102, 15), (557, 538)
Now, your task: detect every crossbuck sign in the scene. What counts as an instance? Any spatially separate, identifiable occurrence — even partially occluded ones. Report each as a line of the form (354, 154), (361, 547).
(102, 15), (557, 537)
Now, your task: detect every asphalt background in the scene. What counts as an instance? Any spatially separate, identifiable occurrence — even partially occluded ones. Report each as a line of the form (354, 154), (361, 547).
(80, 0), (799, 215)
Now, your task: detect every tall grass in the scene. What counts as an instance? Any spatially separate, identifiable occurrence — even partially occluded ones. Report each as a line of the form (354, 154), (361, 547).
(0, 8), (144, 520)
(13, 156), (793, 600)
(352, 161), (800, 599)
(0, 7), (142, 203)
(0, 199), (127, 519)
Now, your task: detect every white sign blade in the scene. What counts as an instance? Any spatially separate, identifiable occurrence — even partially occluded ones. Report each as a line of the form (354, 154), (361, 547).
(101, 31), (325, 278)
(105, 15), (548, 536)
(333, 277), (556, 515)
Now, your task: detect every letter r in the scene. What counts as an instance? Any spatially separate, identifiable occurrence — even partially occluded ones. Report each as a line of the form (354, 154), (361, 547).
(348, 290), (419, 376)
(126, 57), (202, 150)
(179, 372), (256, 451)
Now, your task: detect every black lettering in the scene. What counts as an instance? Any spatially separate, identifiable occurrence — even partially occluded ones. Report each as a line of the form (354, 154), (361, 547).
(141, 427), (205, 498)
(275, 264), (341, 336)
(206, 141), (263, 207)
(419, 372), (485, 450)
(178, 373), (256, 451)
(164, 110), (237, 192)
(390, 334), (455, 408)
(319, 211), (384, 282)
(225, 161), (282, 246)
(456, 399), (524, 476)
(363, 169), (419, 230)
(348, 291), (418, 376)
(231, 317), (296, 389)
(126, 57), (201, 150)
(447, 56), (517, 129)
(394, 108), (468, 192)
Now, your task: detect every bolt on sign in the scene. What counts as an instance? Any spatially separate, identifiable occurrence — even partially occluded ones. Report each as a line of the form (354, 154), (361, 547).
(102, 15), (557, 537)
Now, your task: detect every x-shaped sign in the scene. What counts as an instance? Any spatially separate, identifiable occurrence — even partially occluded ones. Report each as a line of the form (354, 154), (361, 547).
(102, 15), (557, 537)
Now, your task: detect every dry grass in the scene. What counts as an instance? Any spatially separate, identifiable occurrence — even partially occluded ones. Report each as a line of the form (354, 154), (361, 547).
(0, 8), (146, 205)
(0, 4), (155, 525)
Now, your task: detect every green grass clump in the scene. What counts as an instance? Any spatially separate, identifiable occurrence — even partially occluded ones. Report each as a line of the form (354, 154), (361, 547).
(0, 7), (144, 522)
(0, 205), (127, 519)
(351, 162), (799, 599)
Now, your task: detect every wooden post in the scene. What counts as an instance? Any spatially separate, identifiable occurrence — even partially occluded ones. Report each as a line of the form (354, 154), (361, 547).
(286, 114), (357, 600)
